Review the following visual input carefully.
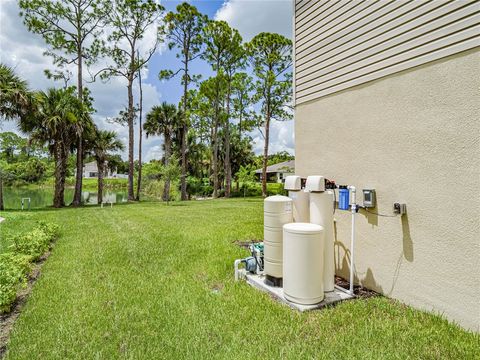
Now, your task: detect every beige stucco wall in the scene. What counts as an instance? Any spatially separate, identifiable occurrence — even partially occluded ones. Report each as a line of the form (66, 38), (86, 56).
(295, 48), (480, 331)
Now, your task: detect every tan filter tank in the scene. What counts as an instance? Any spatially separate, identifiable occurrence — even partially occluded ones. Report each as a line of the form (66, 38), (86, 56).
(264, 195), (293, 279)
(284, 175), (310, 223)
(283, 223), (325, 304)
(309, 190), (335, 292)
(288, 190), (310, 223)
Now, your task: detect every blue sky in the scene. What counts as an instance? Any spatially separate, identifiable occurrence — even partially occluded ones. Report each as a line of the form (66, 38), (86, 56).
(0, 0), (294, 161)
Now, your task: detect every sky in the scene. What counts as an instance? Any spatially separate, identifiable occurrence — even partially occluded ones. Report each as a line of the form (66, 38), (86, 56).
(0, 0), (294, 162)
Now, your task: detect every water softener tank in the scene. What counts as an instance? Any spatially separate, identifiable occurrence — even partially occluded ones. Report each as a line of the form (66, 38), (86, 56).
(306, 176), (336, 292)
(264, 195), (293, 282)
(283, 223), (325, 304)
(284, 175), (309, 223)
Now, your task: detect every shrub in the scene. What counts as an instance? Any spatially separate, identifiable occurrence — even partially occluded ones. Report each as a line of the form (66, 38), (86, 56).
(143, 179), (180, 201)
(0, 253), (32, 313)
(1, 221), (59, 313)
(9, 222), (59, 261)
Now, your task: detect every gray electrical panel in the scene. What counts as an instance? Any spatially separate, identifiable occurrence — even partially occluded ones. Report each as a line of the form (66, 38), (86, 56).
(362, 189), (376, 208)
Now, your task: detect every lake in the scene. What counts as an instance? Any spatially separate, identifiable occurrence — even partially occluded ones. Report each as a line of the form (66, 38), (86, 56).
(3, 187), (129, 209)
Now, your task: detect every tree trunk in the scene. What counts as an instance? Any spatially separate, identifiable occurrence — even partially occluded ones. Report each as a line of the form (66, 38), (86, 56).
(212, 117), (219, 198)
(72, 46), (84, 206)
(0, 175), (4, 211)
(224, 83), (232, 198)
(127, 78), (135, 201)
(53, 145), (67, 208)
(162, 136), (172, 201)
(180, 52), (189, 201)
(262, 108), (270, 198)
(97, 159), (104, 205)
(212, 72), (221, 199)
(136, 62), (143, 201)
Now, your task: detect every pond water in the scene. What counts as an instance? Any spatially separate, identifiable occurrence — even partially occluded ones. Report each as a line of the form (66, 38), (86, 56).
(3, 187), (129, 209)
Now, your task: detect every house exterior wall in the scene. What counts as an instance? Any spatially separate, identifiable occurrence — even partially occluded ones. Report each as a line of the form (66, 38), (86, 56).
(295, 48), (480, 331)
(81, 162), (117, 179)
(294, 1), (480, 331)
(294, 0), (479, 104)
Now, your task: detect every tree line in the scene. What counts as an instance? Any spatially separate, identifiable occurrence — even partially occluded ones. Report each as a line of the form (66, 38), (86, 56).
(0, 0), (292, 207)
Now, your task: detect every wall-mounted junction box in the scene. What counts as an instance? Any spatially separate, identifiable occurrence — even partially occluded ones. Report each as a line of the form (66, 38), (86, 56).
(362, 189), (376, 208)
(393, 203), (407, 215)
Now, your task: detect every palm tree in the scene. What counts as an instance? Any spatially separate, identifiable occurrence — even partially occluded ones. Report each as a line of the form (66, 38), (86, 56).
(144, 102), (181, 201)
(91, 130), (124, 205)
(0, 64), (32, 122)
(20, 88), (87, 208)
(0, 64), (32, 210)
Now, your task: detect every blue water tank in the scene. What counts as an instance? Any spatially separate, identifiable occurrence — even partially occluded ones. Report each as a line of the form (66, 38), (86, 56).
(338, 188), (350, 210)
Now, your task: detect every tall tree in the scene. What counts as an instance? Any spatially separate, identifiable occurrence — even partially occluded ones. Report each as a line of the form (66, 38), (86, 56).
(19, 0), (110, 207)
(92, 130), (124, 205)
(144, 102), (180, 201)
(231, 72), (255, 138)
(98, 0), (164, 201)
(201, 20), (236, 198)
(136, 52), (143, 201)
(247, 33), (292, 197)
(217, 27), (244, 198)
(20, 87), (91, 207)
(197, 75), (227, 198)
(160, 2), (206, 201)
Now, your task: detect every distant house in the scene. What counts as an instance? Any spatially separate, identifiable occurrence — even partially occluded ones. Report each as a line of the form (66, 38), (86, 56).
(255, 160), (294, 183)
(81, 161), (117, 179)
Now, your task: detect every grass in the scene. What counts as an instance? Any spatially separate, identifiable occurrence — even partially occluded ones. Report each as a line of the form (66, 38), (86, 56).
(1, 199), (478, 359)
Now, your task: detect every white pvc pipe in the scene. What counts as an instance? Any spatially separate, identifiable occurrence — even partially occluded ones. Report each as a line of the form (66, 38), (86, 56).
(234, 259), (242, 281)
(348, 186), (357, 295)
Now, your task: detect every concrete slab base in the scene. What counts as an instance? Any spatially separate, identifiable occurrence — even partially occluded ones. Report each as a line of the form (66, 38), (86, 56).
(245, 273), (355, 311)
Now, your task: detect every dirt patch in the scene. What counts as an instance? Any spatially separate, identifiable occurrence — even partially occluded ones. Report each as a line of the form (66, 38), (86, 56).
(335, 276), (378, 298)
(0, 249), (52, 358)
(232, 239), (262, 250)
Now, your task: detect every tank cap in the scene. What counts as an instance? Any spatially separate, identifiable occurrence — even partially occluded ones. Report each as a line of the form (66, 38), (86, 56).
(305, 176), (326, 192)
(284, 175), (301, 191)
(283, 222), (324, 234)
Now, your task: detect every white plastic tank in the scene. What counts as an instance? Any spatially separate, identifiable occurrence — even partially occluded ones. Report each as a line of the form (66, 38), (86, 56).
(284, 175), (310, 223)
(283, 223), (324, 304)
(306, 176), (335, 292)
(264, 195), (293, 279)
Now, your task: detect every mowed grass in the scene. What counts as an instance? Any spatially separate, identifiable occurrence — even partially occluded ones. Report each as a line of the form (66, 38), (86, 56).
(1, 199), (478, 359)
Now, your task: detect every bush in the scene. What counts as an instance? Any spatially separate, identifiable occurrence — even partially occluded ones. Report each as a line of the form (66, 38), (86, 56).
(0, 253), (32, 313)
(143, 179), (180, 201)
(1, 221), (59, 313)
(187, 177), (213, 197)
(9, 222), (59, 261)
(230, 182), (286, 197)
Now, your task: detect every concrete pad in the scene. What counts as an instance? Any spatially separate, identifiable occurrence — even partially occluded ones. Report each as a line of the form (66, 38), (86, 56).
(245, 273), (354, 311)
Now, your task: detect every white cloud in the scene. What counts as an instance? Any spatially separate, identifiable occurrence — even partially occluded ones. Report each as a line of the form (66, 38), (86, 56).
(250, 118), (295, 155)
(215, 0), (293, 41)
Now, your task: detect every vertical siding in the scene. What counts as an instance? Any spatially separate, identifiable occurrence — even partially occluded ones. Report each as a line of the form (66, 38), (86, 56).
(294, 0), (480, 104)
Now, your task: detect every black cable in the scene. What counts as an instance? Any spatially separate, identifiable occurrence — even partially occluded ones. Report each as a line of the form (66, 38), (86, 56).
(364, 207), (397, 218)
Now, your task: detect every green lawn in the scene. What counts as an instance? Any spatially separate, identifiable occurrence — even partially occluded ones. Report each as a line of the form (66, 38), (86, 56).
(1, 200), (478, 359)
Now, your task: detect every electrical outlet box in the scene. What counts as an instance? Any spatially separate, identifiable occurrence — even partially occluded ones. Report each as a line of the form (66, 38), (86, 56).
(362, 189), (376, 208)
(393, 203), (407, 215)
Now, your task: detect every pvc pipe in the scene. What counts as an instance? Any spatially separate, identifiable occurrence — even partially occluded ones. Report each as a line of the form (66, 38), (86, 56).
(348, 186), (356, 295)
(234, 259), (242, 281)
